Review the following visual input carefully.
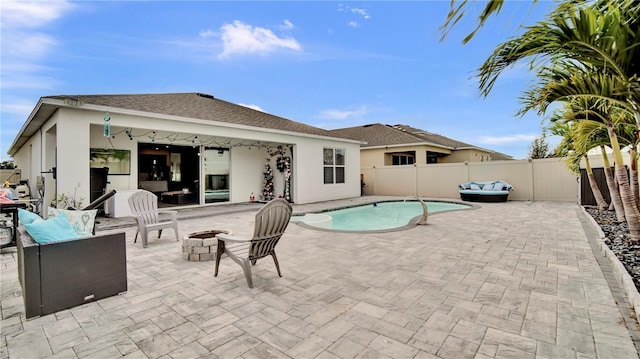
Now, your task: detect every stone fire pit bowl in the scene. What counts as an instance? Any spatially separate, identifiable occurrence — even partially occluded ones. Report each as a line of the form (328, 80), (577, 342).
(182, 229), (232, 262)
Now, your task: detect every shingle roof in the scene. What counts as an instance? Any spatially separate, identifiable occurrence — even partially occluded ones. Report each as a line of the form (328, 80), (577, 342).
(329, 123), (514, 159)
(328, 124), (436, 148)
(391, 124), (475, 149)
(45, 93), (350, 139)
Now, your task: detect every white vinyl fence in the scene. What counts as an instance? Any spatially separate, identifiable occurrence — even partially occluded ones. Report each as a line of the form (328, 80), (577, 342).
(0, 169), (22, 185)
(361, 157), (579, 202)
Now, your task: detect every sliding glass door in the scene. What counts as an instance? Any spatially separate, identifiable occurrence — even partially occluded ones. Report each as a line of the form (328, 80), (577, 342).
(203, 147), (229, 203)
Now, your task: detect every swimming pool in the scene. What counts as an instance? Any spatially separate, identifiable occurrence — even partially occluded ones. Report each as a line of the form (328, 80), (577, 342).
(291, 200), (471, 232)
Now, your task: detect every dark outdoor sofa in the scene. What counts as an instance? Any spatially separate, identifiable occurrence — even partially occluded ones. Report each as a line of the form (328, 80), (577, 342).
(17, 227), (127, 319)
(458, 180), (514, 202)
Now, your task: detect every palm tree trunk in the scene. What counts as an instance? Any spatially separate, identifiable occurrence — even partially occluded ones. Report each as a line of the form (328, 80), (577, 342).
(609, 125), (640, 242)
(601, 145), (626, 222)
(585, 156), (608, 211)
(630, 148), (639, 210)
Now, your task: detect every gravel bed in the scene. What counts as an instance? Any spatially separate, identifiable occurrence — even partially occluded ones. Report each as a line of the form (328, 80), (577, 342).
(585, 207), (640, 291)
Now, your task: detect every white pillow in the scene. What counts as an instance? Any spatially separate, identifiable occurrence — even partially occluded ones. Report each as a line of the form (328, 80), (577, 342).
(470, 184), (481, 190)
(493, 183), (503, 191)
(48, 208), (97, 236)
(482, 184), (495, 191)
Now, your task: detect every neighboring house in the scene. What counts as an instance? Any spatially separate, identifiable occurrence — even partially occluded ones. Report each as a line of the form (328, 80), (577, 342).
(7, 93), (362, 212)
(330, 123), (513, 168)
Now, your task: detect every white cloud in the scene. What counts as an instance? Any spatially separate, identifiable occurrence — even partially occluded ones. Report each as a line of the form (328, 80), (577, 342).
(218, 20), (301, 58)
(1, 0), (74, 29)
(351, 8), (370, 19)
(318, 107), (368, 120)
(2, 100), (36, 117)
(0, 0), (74, 91)
(338, 4), (371, 28)
(3, 32), (57, 58)
(1, 71), (61, 90)
(238, 103), (265, 112)
(199, 29), (216, 39)
(279, 20), (294, 30)
(478, 134), (538, 145)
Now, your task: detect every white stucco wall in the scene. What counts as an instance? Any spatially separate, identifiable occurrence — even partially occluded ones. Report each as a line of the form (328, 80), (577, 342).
(293, 138), (361, 204)
(12, 112), (58, 212)
(230, 147), (274, 203)
(56, 111), (91, 208)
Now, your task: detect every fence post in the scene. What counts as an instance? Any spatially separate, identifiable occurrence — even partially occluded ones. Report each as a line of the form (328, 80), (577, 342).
(528, 159), (535, 201)
(465, 161), (470, 182)
(372, 166), (377, 195)
(413, 163), (418, 197)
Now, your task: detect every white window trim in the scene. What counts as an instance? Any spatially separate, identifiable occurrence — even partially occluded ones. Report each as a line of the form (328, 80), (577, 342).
(323, 147), (345, 184)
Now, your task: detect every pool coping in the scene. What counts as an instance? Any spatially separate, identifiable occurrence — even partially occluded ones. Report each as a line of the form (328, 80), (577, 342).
(291, 198), (480, 233)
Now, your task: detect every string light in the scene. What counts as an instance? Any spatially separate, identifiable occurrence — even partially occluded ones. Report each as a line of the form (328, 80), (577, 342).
(108, 127), (287, 150)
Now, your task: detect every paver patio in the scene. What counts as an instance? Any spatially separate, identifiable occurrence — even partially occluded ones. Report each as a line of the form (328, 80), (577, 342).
(1, 198), (639, 358)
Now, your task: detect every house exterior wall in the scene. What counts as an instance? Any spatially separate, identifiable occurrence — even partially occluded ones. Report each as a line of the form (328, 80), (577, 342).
(361, 149), (385, 168)
(12, 111), (58, 211)
(440, 149), (492, 163)
(230, 146), (270, 203)
(361, 146), (495, 167)
(294, 139), (361, 203)
(13, 106), (361, 208)
(361, 145), (452, 167)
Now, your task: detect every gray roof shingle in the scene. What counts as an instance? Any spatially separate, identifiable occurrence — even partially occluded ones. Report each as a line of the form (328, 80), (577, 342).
(328, 124), (434, 148)
(329, 123), (513, 159)
(45, 93), (350, 139)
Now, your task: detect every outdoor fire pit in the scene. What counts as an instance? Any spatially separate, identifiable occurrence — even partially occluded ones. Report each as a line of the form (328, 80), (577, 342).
(182, 229), (231, 262)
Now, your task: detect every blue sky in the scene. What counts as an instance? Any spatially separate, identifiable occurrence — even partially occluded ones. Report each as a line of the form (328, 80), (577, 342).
(1, 1), (559, 162)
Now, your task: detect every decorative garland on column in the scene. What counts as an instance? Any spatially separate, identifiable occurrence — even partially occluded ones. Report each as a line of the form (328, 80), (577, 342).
(261, 159), (274, 201)
(283, 167), (291, 202)
(271, 146), (292, 202)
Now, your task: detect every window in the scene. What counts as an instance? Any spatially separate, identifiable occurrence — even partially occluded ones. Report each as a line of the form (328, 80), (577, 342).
(427, 152), (439, 164)
(391, 153), (414, 166)
(323, 148), (345, 184)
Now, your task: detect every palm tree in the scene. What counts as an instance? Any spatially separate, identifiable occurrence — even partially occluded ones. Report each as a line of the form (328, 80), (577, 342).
(476, 2), (640, 240)
(440, 0), (507, 43)
(547, 113), (610, 212)
(561, 98), (637, 221)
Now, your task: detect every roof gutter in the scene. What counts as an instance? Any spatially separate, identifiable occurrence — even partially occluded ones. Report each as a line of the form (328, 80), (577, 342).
(364, 142), (452, 151)
(7, 97), (53, 156)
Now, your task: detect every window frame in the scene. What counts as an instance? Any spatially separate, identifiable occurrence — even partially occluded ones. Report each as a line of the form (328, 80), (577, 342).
(391, 153), (414, 166)
(323, 147), (346, 184)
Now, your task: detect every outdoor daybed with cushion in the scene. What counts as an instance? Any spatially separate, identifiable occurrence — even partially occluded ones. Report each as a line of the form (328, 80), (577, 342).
(16, 209), (127, 319)
(458, 180), (513, 202)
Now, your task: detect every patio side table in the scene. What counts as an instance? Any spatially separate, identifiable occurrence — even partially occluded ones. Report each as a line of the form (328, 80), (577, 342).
(183, 229), (231, 262)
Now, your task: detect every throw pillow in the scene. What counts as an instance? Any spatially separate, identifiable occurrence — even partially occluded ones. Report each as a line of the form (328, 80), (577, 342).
(493, 183), (503, 191)
(469, 184), (481, 190)
(24, 215), (79, 244)
(18, 208), (43, 225)
(482, 184), (495, 191)
(47, 208), (97, 236)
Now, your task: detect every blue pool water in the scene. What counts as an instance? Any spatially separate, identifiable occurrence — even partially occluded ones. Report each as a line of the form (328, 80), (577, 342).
(291, 200), (470, 232)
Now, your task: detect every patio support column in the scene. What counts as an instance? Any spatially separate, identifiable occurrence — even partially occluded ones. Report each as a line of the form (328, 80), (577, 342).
(56, 113), (91, 208)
